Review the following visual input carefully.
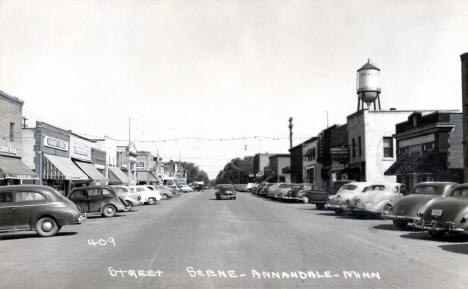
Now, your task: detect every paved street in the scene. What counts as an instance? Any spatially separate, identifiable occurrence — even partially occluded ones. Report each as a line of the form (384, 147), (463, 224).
(1, 190), (467, 289)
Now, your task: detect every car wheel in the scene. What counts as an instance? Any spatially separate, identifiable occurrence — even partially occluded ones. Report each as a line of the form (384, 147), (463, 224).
(316, 204), (325, 210)
(35, 217), (60, 237)
(126, 201), (133, 208)
(233, 197), (236, 200)
(334, 209), (343, 215)
(428, 230), (446, 239)
(216, 195), (220, 200)
(102, 205), (117, 217)
(147, 198), (157, 205)
(162, 194), (168, 200)
(300, 196), (309, 204)
(382, 204), (392, 216)
(392, 219), (408, 229)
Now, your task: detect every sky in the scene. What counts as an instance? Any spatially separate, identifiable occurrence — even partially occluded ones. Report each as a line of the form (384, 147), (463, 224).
(1, 0), (468, 178)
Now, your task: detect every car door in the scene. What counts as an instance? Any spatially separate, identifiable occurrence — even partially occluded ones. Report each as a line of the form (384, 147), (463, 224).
(13, 191), (48, 229)
(0, 191), (15, 231)
(69, 190), (88, 212)
(87, 189), (103, 213)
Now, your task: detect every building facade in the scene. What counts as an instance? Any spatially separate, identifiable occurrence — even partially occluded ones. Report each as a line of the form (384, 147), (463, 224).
(0, 91), (37, 185)
(385, 111), (464, 191)
(289, 144), (303, 183)
(264, 154), (291, 183)
(253, 153), (272, 181)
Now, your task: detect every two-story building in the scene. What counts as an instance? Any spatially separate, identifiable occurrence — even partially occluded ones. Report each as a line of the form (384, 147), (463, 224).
(264, 154), (291, 183)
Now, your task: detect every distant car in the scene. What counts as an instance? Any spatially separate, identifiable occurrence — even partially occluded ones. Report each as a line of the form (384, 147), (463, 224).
(179, 185), (193, 193)
(154, 185), (176, 199)
(266, 183), (291, 198)
(281, 184), (313, 203)
(259, 183), (275, 196)
(129, 185), (162, 205)
(387, 182), (456, 228)
(415, 183), (468, 238)
(0, 185), (84, 237)
(111, 185), (141, 208)
(215, 184), (237, 200)
(69, 185), (127, 217)
(168, 185), (183, 195)
(327, 182), (372, 214)
(349, 182), (406, 216)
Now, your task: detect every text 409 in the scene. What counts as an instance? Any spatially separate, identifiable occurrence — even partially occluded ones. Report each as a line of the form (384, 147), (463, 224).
(88, 237), (116, 247)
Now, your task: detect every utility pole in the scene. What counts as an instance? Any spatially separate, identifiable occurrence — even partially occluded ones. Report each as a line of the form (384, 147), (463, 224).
(288, 117), (293, 149)
(22, 117), (28, 128)
(325, 111), (329, 128)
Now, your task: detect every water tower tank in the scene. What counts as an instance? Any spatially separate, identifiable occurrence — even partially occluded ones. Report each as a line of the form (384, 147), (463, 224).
(356, 59), (381, 106)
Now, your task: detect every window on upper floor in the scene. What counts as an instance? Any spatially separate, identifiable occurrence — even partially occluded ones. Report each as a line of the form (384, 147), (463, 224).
(422, 142), (434, 151)
(352, 138), (356, 158)
(9, 122), (14, 141)
(383, 137), (394, 158)
(358, 136), (362, 156)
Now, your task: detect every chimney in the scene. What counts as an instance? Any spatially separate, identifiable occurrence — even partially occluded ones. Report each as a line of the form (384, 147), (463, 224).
(461, 52), (468, 182)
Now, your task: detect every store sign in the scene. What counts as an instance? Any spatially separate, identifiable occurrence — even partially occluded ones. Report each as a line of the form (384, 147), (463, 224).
(69, 135), (91, 161)
(0, 140), (18, 156)
(44, 136), (69, 151)
(331, 147), (350, 163)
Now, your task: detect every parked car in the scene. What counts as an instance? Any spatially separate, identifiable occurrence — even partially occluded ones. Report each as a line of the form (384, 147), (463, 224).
(111, 185), (141, 208)
(349, 182), (406, 216)
(387, 182), (456, 228)
(234, 184), (248, 192)
(306, 187), (329, 209)
(179, 184), (193, 193)
(69, 185), (127, 217)
(327, 182), (372, 214)
(258, 183), (274, 196)
(415, 183), (468, 238)
(155, 185), (176, 199)
(266, 183), (291, 198)
(246, 183), (257, 192)
(329, 180), (354, 196)
(0, 185), (84, 237)
(129, 185), (162, 205)
(215, 184), (237, 200)
(168, 185), (183, 195)
(281, 183), (313, 203)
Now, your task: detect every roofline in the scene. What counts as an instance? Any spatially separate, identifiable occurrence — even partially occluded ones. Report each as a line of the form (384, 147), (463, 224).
(0, 90), (24, 105)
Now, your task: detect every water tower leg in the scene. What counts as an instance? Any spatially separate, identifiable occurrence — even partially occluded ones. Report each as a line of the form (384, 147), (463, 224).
(357, 97), (361, 111)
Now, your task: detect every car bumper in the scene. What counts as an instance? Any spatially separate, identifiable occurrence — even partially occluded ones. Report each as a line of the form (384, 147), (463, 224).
(386, 214), (417, 222)
(327, 204), (351, 211)
(412, 218), (466, 233)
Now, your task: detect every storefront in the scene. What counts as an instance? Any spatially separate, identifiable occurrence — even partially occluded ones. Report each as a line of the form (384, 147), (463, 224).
(136, 171), (160, 185)
(108, 167), (132, 185)
(41, 154), (89, 195)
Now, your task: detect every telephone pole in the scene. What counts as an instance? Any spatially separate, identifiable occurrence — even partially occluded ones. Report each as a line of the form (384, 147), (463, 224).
(288, 117), (293, 149)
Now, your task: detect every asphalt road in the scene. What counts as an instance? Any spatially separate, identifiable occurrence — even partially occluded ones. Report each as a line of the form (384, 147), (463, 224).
(1, 190), (468, 289)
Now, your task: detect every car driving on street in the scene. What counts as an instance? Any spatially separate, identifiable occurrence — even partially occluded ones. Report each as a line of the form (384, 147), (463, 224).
(215, 184), (237, 200)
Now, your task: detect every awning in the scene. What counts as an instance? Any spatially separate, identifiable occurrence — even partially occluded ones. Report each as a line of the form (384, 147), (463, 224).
(74, 161), (107, 183)
(108, 167), (131, 185)
(136, 171), (159, 183)
(385, 152), (446, 176)
(0, 155), (38, 180)
(43, 155), (89, 181)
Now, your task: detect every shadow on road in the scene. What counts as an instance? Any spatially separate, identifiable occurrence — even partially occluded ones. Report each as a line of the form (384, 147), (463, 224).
(372, 224), (416, 232)
(0, 231), (77, 240)
(439, 244), (468, 255)
(86, 214), (127, 219)
(400, 232), (468, 243)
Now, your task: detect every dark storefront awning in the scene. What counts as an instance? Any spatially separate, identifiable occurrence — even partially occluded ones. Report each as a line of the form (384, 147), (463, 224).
(0, 155), (38, 180)
(385, 152), (446, 176)
(108, 167), (131, 185)
(74, 161), (107, 183)
(136, 171), (159, 183)
(43, 155), (89, 181)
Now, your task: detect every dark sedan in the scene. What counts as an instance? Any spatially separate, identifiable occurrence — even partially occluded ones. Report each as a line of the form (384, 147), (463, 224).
(415, 183), (468, 238)
(0, 185), (84, 237)
(387, 182), (456, 228)
(68, 186), (127, 217)
(215, 184), (237, 200)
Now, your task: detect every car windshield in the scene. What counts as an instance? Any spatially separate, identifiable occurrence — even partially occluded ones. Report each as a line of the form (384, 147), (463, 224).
(413, 185), (441, 195)
(450, 188), (468, 198)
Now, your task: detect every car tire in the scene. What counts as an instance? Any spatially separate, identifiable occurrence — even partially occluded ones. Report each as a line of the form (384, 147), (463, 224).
(300, 196), (309, 204)
(126, 201), (133, 208)
(147, 198), (157, 205)
(35, 216), (60, 237)
(216, 195), (220, 200)
(382, 204), (392, 216)
(316, 204), (325, 210)
(102, 205), (117, 217)
(233, 197), (236, 200)
(392, 219), (408, 229)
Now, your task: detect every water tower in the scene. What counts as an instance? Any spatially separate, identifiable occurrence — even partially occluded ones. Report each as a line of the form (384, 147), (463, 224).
(356, 59), (381, 111)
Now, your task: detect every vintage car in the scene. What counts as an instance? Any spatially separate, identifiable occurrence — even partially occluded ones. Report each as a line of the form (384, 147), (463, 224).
(414, 183), (468, 238)
(0, 185), (84, 237)
(69, 186), (128, 217)
(215, 184), (237, 200)
(111, 185), (141, 208)
(387, 182), (456, 228)
(266, 183), (292, 198)
(349, 182), (406, 216)
(281, 183), (313, 203)
(254, 182), (270, 195)
(306, 188), (329, 209)
(327, 182), (372, 214)
(155, 185), (176, 199)
(246, 183), (257, 192)
(179, 184), (193, 193)
(129, 185), (162, 205)
(167, 185), (183, 195)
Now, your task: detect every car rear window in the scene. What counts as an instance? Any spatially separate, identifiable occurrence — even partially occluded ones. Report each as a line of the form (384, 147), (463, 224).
(15, 192), (46, 202)
(450, 188), (468, 198)
(413, 185), (440, 195)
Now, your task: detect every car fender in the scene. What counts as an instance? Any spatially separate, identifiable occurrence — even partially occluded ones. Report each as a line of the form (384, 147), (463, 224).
(368, 199), (392, 213)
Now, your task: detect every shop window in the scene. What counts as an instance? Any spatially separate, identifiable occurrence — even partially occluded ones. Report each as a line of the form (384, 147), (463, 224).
(399, 147), (409, 154)
(358, 136), (362, 156)
(383, 137), (394, 158)
(15, 192), (46, 202)
(0, 192), (14, 202)
(9, 122), (14, 141)
(352, 138), (356, 158)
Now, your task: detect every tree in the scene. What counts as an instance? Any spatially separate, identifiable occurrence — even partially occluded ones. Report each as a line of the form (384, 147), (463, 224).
(215, 156), (253, 184)
(178, 161), (209, 184)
